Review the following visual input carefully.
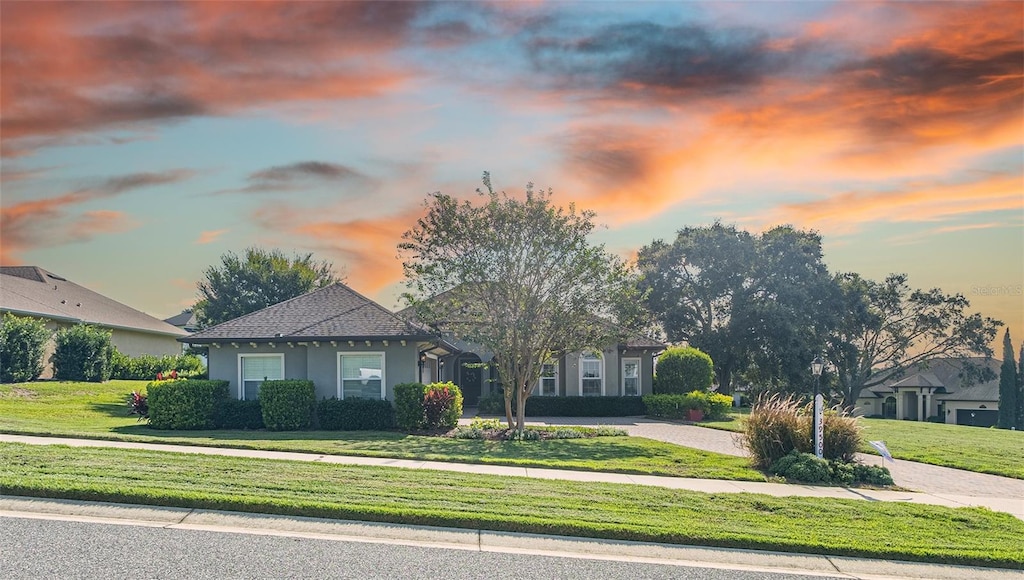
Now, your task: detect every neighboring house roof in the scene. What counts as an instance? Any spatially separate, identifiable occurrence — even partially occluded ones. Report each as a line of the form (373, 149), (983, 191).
(183, 283), (440, 343)
(856, 358), (1001, 402)
(164, 310), (199, 332)
(0, 266), (188, 337)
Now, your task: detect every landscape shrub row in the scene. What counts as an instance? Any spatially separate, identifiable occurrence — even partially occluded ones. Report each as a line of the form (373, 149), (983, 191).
(643, 392), (732, 420)
(110, 350), (205, 380)
(479, 392), (647, 417)
(769, 451), (894, 486)
(140, 379), (397, 431)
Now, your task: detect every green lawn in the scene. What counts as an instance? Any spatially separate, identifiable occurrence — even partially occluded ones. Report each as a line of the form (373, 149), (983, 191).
(0, 381), (762, 481)
(2, 443), (1021, 569)
(700, 410), (1024, 479)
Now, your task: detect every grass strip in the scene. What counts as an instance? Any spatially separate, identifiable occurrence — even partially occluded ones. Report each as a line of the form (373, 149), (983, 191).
(0, 381), (762, 481)
(1, 443), (1021, 569)
(700, 412), (1024, 480)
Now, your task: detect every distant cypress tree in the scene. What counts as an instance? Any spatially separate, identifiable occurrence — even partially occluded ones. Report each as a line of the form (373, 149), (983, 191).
(1017, 344), (1024, 429)
(996, 329), (1016, 429)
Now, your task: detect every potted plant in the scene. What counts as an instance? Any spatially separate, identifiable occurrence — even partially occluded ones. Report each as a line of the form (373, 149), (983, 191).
(683, 392), (705, 422)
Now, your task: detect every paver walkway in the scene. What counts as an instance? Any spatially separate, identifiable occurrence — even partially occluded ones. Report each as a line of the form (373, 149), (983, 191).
(2, 432), (1021, 521)
(510, 416), (1024, 500)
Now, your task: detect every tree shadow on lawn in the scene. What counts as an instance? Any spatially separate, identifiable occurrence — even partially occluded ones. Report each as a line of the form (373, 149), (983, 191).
(89, 401), (136, 420)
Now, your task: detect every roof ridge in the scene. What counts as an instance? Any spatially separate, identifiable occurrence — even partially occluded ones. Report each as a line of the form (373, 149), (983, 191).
(192, 282), (343, 335)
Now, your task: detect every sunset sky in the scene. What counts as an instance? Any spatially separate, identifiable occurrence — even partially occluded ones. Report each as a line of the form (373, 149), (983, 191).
(2, 1), (1022, 340)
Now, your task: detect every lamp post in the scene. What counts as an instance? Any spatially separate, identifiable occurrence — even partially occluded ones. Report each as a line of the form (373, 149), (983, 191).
(811, 355), (824, 459)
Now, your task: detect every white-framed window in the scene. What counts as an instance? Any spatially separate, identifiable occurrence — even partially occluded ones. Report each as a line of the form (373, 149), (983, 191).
(622, 357), (640, 396)
(238, 354), (284, 401)
(538, 361), (558, 396)
(579, 351), (604, 396)
(338, 352), (385, 399)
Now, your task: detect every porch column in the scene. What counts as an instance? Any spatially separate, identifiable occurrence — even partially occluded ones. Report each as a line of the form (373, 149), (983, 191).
(919, 392), (926, 422)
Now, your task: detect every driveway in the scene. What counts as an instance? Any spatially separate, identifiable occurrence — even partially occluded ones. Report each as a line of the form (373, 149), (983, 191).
(512, 416), (1024, 499)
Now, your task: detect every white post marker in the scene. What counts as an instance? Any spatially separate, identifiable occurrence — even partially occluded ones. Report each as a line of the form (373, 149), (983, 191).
(813, 393), (824, 459)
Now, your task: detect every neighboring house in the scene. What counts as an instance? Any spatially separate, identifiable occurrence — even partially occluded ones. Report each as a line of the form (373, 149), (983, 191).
(163, 310), (199, 333)
(0, 266), (188, 377)
(854, 357), (1002, 427)
(181, 283), (458, 401)
(398, 302), (666, 406)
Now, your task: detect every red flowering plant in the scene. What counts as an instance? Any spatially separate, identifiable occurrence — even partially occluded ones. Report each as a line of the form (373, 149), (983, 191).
(127, 391), (148, 421)
(423, 387), (455, 429)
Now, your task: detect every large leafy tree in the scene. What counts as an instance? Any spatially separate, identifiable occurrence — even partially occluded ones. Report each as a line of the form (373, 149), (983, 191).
(195, 248), (339, 327)
(400, 173), (640, 432)
(997, 329), (1017, 429)
(637, 223), (832, 395)
(825, 273), (1001, 409)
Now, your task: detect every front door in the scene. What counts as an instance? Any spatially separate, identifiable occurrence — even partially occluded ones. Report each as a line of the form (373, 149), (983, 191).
(458, 355), (482, 406)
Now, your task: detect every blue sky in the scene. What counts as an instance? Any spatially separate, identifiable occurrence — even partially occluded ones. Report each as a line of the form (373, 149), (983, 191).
(1, 1), (1021, 339)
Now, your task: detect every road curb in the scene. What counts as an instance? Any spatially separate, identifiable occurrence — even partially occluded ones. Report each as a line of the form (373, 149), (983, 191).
(1, 495), (1018, 579)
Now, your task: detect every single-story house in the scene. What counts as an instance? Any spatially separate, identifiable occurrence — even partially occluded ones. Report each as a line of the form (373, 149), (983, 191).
(399, 300), (666, 406)
(0, 266), (188, 378)
(182, 281), (665, 405)
(854, 357), (1002, 427)
(181, 283), (458, 401)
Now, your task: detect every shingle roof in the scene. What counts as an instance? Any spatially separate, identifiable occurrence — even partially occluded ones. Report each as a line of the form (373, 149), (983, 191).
(164, 310), (198, 330)
(183, 283), (436, 343)
(863, 358), (1001, 402)
(0, 266), (188, 337)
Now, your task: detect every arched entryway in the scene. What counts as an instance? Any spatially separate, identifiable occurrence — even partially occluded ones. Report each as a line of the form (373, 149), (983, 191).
(883, 396), (896, 419)
(456, 353), (483, 406)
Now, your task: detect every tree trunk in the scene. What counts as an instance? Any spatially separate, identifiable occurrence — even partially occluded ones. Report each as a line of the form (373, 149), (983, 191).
(717, 365), (733, 396)
(515, 389), (528, 435)
(504, 386), (514, 428)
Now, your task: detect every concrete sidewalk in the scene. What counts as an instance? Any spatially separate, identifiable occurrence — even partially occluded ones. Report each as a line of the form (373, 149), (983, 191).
(1, 496), (1019, 580)
(2, 433), (1022, 520)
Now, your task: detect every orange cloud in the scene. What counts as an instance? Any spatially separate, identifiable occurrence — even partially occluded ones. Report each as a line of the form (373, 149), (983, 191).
(195, 229), (229, 245)
(758, 174), (1023, 235)
(0, 170), (194, 262)
(1, 2), (424, 156)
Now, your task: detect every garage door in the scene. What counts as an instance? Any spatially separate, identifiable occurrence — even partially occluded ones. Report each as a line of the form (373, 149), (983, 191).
(956, 409), (999, 427)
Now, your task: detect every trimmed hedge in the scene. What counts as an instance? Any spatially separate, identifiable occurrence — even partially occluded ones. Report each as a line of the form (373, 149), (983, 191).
(654, 346), (714, 394)
(259, 380), (316, 431)
(525, 396), (645, 417)
(394, 382), (427, 430)
(0, 313), (50, 383)
(110, 350), (205, 380)
(216, 399), (264, 430)
(317, 398), (395, 431)
(147, 379), (230, 430)
(644, 391), (733, 421)
(52, 324), (112, 382)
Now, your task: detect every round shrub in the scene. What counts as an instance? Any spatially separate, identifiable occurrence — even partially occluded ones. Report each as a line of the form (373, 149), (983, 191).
(854, 464), (895, 486)
(653, 347), (714, 394)
(0, 313), (51, 383)
(770, 451), (831, 484)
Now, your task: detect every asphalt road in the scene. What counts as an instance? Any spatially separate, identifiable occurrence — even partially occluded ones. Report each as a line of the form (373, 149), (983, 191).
(0, 516), (841, 580)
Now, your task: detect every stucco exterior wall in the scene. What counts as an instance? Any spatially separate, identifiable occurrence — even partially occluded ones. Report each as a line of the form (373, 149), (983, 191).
(208, 341), (419, 400)
(940, 399), (998, 425)
(110, 329), (183, 358)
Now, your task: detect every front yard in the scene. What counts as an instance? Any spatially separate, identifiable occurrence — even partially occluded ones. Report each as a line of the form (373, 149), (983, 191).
(2, 442), (1021, 569)
(701, 410), (1024, 479)
(0, 381), (761, 481)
